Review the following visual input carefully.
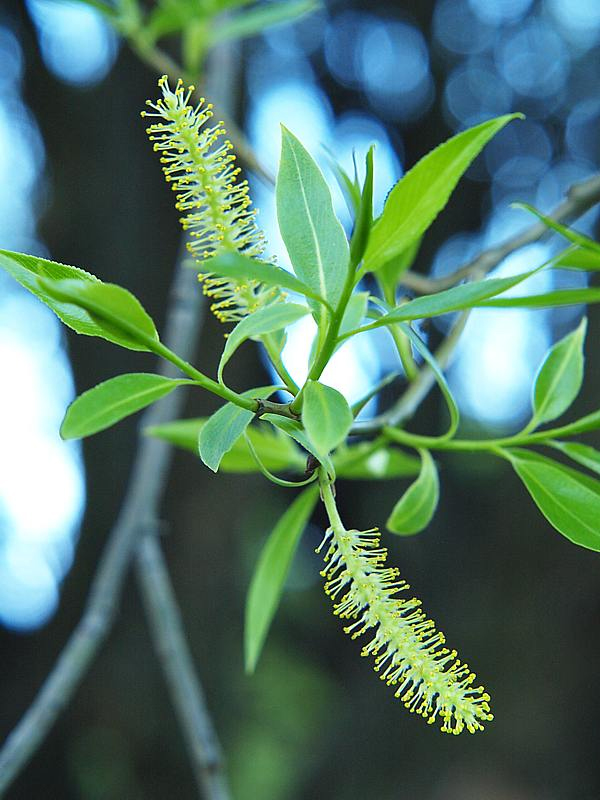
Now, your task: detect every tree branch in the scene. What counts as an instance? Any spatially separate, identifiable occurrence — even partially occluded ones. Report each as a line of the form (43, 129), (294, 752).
(136, 533), (229, 800)
(400, 173), (600, 294)
(0, 49), (234, 800)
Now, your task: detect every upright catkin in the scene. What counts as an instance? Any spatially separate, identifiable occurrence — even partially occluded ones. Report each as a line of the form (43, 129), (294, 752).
(142, 76), (279, 323)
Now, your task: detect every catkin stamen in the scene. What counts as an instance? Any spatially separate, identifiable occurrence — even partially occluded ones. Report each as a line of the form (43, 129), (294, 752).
(316, 523), (493, 735)
(142, 76), (280, 323)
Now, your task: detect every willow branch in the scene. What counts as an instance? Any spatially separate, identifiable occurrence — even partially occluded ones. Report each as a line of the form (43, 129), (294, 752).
(400, 173), (600, 294)
(0, 257), (223, 797)
(136, 533), (228, 800)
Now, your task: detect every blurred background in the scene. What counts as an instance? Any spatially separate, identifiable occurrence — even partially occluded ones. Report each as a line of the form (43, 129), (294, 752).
(1, 0), (599, 797)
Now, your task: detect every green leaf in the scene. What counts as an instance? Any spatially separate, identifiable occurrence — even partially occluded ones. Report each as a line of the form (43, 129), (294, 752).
(514, 203), (600, 254)
(549, 441), (600, 477)
(531, 317), (587, 426)
(325, 147), (361, 217)
(376, 237), (422, 304)
(263, 414), (335, 477)
(386, 449), (439, 535)
(276, 127), (350, 326)
(553, 247), (600, 271)
(199, 386), (279, 472)
(303, 380), (353, 458)
(552, 409), (600, 437)
(363, 114), (522, 273)
(0, 249), (131, 347)
(245, 484), (319, 673)
(478, 288), (600, 308)
(218, 302), (309, 382)
(350, 146), (374, 268)
(211, 0), (318, 46)
(61, 374), (190, 439)
(336, 291), (368, 353)
(334, 442), (420, 480)
(399, 323), (460, 438)
(363, 268), (540, 331)
(200, 252), (331, 309)
(504, 448), (600, 551)
(148, 418), (305, 473)
(38, 277), (159, 352)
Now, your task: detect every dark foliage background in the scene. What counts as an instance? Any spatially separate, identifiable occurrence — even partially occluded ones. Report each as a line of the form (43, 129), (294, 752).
(1, 1), (599, 798)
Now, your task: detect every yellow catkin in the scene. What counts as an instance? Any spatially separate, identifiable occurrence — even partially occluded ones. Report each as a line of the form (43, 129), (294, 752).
(317, 524), (493, 734)
(142, 76), (279, 323)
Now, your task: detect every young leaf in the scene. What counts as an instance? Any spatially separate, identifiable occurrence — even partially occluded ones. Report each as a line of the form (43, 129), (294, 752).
(148, 419), (305, 473)
(399, 323), (460, 438)
(504, 448), (600, 552)
(363, 114), (522, 273)
(276, 126), (350, 326)
(325, 147), (361, 217)
(514, 203), (600, 254)
(478, 288), (600, 308)
(61, 374), (191, 439)
(549, 441), (600, 477)
(362, 268), (540, 330)
(386, 449), (439, 535)
(303, 380), (353, 458)
(350, 145), (374, 268)
(38, 277), (159, 352)
(211, 0), (318, 47)
(552, 409), (600, 437)
(376, 237), (422, 304)
(0, 249), (133, 346)
(263, 414), (335, 477)
(334, 442), (420, 480)
(245, 484), (319, 673)
(218, 302), (309, 382)
(201, 252), (332, 309)
(531, 317), (587, 426)
(336, 291), (369, 353)
(199, 386), (279, 472)
(553, 247), (600, 271)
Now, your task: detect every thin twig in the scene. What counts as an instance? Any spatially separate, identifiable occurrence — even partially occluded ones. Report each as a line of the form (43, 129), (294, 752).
(400, 173), (600, 294)
(0, 51), (233, 800)
(136, 534), (229, 800)
(0, 260), (214, 796)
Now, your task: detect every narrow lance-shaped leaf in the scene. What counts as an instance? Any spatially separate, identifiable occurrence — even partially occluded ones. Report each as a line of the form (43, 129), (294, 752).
(503, 448), (600, 552)
(399, 323), (460, 438)
(552, 247), (600, 272)
(386, 449), (440, 535)
(478, 288), (600, 308)
(333, 442), (420, 480)
(276, 126), (350, 326)
(363, 114), (522, 273)
(303, 380), (353, 458)
(531, 317), (587, 427)
(245, 485), (319, 673)
(350, 145), (374, 268)
(211, 0), (318, 47)
(199, 386), (281, 472)
(148, 418), (306, 473)
(548, 441), (600, 477)
(61, 374), (192, 440)
(201, 252), (332, 309)
(513, 203), (600, 254)
(218, 302), (309, 382)
(38, 277), (159, 352)
(357, 268), (542, 332)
